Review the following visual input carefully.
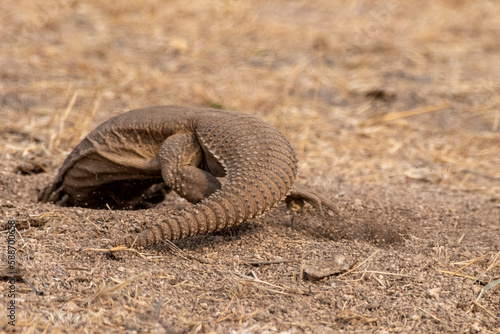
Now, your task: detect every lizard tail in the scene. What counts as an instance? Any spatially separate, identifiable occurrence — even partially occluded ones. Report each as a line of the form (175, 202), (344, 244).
(119, 113), (298, 248)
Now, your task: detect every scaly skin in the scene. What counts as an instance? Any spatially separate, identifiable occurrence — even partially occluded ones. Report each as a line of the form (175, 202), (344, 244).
(39, 105), (335, 247)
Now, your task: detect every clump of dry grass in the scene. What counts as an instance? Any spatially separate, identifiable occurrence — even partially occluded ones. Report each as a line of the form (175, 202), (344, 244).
(2, 0), (498, 192)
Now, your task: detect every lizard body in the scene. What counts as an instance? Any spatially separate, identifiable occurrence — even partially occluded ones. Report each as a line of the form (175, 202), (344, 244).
(39, 105), (335, 247)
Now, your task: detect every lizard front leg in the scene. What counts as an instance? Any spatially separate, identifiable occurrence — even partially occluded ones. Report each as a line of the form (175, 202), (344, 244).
(159, 132), (222, 203)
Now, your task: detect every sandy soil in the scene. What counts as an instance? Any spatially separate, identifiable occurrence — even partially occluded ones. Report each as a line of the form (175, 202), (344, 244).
(1, 1), (499, 333)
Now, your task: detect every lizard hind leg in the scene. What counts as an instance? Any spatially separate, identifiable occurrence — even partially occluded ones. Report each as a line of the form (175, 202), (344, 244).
(286, 183), (339, 215)
(159, 132), (222, 204)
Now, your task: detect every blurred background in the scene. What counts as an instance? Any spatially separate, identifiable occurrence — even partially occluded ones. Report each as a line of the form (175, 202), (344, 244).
(0, 2), (499, 332)
(1, 0), (499, 192)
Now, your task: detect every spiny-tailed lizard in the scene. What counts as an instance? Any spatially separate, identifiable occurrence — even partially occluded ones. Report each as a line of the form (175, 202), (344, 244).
(39, 105), (336, 247)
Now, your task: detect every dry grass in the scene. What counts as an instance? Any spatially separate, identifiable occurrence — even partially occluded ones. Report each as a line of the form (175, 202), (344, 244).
(2, 0), (499, 191)
(1, 0), (499, 333)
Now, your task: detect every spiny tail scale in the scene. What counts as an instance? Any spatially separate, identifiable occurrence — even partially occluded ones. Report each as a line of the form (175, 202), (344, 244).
(121, 113), (298, 247)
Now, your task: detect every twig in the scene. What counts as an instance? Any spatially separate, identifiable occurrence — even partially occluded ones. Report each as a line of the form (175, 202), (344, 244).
(351, 270), (411, 277)
(360, 102), (450, 126)
(416, 306), (442, 323)
(483, 251), (500, 273)
(215, 292), (237, 323)
(472, 300), (498, 319)
(164, 240), (213, 264)
(438, 270), (476, 280)
(244, 259), (293, 266)
(337, 250), (380, 279)
(87, 275), (146, 304)
(473, 251), (500, 284)
(450, 253), (489, 276)
(233, 272), (307, 295)
(85, 246), (150, 260)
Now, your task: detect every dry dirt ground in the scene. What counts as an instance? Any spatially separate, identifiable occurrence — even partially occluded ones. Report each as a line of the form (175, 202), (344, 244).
(1, 1), (499, 333)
